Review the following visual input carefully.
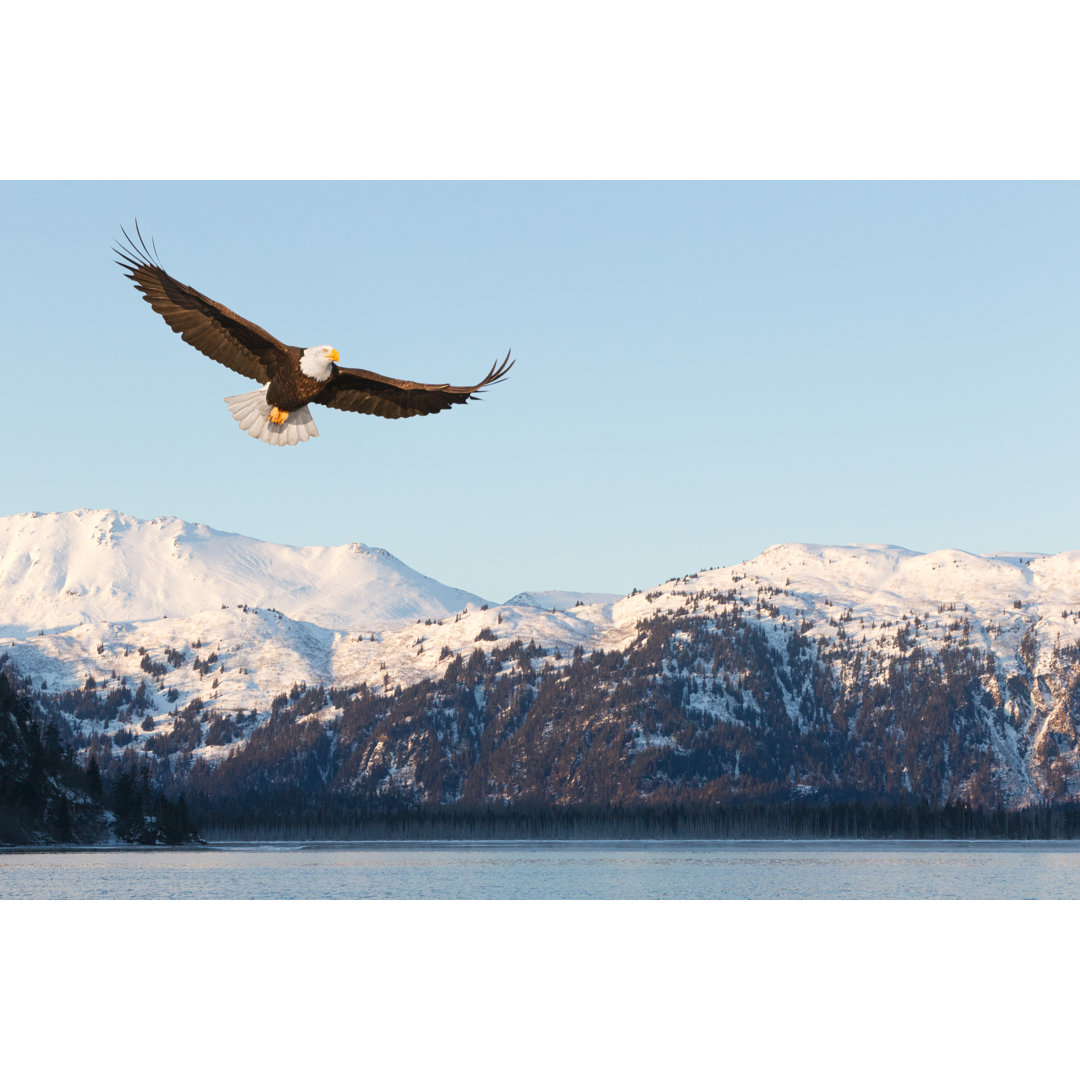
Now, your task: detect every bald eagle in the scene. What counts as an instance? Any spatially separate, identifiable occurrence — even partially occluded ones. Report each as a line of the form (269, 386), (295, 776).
(115, 225), (513, 446)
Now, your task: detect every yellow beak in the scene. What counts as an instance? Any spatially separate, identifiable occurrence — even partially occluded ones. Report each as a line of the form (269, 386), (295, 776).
(328, 348), (340, 362)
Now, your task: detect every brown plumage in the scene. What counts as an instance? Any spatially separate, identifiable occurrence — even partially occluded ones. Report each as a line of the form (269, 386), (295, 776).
(114, 224), (513, 446)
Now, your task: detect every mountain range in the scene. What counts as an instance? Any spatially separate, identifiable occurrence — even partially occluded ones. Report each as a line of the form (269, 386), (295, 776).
(4, 507), (1080, 815)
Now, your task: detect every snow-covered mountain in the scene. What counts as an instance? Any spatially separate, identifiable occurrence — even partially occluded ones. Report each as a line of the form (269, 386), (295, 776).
(0, 509), (489, 635)
(676, 540), (1080, 670)
(5, 513), (1080, 713)
(6, 511), (1080, 809)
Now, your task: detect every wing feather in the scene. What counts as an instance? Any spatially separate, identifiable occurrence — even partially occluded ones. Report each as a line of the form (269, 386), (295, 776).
(316, 351), (514, 419)
(115, 224), (291, 383)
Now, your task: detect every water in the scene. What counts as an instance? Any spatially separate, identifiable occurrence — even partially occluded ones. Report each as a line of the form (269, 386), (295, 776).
(5, 839), (1080, 898)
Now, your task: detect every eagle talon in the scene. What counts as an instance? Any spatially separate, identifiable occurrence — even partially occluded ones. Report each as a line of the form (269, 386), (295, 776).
(268, 406), (289, 425)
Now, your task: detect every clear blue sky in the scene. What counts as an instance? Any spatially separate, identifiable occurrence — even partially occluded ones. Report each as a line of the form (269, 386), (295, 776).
(3, 181), (1079, 601)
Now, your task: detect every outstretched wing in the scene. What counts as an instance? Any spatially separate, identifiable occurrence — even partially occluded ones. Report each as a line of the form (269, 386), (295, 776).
(316, 351), (514, 419)
(115, 223), (292, 383)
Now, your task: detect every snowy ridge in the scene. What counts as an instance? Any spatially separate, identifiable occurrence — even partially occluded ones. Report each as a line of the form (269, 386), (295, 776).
(6, 515), (1080, 805)
(0, 509), (489, 635)
(7, 520), (1080, 696)
(687, 541), (1080, 671)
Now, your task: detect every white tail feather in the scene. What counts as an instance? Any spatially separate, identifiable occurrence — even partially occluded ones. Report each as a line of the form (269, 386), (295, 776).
(224, 386), (319, 446)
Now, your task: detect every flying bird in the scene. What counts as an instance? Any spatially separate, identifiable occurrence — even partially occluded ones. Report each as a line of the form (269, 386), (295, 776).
(115, 224), (513, 446)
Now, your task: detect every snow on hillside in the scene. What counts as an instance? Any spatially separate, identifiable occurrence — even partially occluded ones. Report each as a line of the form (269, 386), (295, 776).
(6, 511), (1080, 775)
(595, 541), (1080, 686)
(2, 597), (618, 721)
(0, 509), (490, 635)
(5, 606), (337, 719)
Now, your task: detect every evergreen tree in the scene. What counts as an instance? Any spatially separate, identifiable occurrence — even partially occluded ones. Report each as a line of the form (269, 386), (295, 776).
(84, 756), (103, 801)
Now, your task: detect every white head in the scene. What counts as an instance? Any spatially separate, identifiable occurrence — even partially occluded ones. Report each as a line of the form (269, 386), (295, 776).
(299, 345), (339, 381)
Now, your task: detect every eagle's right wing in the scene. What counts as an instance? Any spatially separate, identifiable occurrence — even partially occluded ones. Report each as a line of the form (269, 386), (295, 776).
(316, 351), (514, 419)
(115, 223), (290, 383)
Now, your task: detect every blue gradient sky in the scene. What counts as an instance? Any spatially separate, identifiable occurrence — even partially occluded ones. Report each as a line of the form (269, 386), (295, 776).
(4, 181), (1080, 601)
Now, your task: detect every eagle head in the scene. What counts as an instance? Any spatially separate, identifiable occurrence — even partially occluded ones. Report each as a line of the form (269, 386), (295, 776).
(300, 345), (339, 382)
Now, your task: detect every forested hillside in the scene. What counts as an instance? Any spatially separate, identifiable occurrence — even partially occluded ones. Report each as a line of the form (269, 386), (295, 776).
(10, 594), (1077, 838)
(0, 672), (198, 845)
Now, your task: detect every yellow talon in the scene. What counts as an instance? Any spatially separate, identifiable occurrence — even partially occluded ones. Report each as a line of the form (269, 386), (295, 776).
(268, 406), (289, 425)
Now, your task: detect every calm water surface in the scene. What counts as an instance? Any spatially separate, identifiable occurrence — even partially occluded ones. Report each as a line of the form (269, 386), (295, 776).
(4, 840), (1080, 899)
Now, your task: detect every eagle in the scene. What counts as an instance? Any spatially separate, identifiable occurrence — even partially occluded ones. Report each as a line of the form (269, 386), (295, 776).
(115, 224), (513, 446)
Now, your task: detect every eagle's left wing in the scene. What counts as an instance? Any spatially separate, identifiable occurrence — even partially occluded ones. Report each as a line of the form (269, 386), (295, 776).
(316, 351), (513, 419)
(115, 223), (291, 384)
